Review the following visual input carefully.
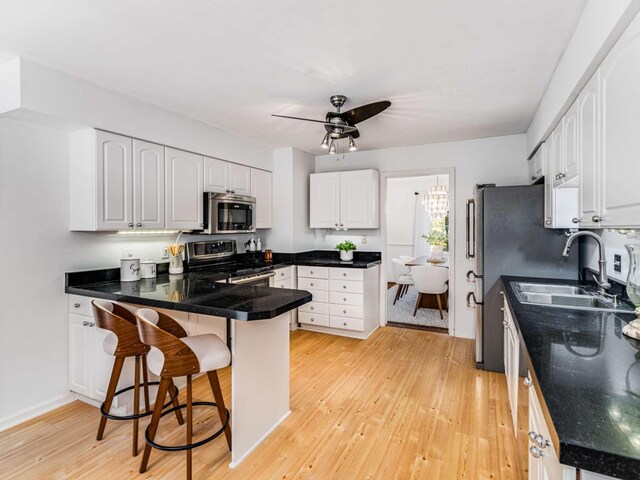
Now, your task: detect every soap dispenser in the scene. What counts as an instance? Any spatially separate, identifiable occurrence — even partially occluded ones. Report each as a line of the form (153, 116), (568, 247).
(249, 236), (256, 252)
(256, 235), (262, 252)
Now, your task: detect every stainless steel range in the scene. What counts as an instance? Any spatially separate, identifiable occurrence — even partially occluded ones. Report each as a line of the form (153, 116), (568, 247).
(185, 240), (275, 287)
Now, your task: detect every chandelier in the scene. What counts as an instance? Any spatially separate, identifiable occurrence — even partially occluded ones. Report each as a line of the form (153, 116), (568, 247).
(422, 177), (449, 220)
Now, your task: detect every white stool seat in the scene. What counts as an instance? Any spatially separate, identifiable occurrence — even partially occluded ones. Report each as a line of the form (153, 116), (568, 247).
(147, 334), (231, 376)
(103, 333), (118, 355)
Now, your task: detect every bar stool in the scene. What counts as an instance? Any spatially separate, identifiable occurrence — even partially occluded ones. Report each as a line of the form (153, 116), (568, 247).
(135, 308), (232, 480)
(91, 300), (183, 456)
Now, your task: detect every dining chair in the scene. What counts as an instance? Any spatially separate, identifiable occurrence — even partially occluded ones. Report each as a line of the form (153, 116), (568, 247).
(391, 258), (414, 304)
(411, 265), (449, 318)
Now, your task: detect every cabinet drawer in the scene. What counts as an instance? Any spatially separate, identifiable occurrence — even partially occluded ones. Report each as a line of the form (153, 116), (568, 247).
(330, 291), (364, 306)
(69, 295), (94, 317)
(329, 316), (364, 331)
(299, 301), (329, 315)
(329, 268), (364, 281)
(274, 267), (292, 281)
(307, 289), (329, 303)
(298, 311), (329, 327)
(297, 266), (329, 279)
(274, 279), (292, 289)
(298, 277), (328, 291)
(330, 304), (364, 318)
(330, 279), (364, 293)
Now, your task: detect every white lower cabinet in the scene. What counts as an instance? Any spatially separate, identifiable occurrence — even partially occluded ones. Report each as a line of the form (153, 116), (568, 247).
(297, 265), (379, 339)
(502, 297), (519, 435)
(273, 266), (298, 329)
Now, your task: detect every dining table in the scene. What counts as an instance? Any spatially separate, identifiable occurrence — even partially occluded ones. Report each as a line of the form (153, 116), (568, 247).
(404, 255), (449, 267)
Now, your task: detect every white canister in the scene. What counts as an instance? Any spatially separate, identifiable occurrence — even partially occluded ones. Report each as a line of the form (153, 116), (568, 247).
(121, 258), (141, 282)
(140, 259), (157, 279)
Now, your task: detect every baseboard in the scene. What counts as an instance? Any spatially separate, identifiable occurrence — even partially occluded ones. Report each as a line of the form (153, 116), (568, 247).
(0, 392), (76, 433)
(228, 410), (291, 468)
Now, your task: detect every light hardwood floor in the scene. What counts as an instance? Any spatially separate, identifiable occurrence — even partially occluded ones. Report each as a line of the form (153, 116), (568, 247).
(0, 327), (522, 479)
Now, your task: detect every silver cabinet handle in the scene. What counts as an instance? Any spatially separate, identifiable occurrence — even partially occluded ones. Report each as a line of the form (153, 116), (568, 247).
(529, 446), (544, 459)
(343, 310), (347, 314)
(82, 321), (88, 326)
(343, 322), (347, 326)
(310, 271), (313, 275)
(89, 322), (95, 327)
(310, 306), (314, 310)
(499, 291), (504, 296)
(200, 223), (204, 227)
(310, 318), (314, 322)
(137, 223), (142, 227)
(310, 283), (314, 286)
(592, 215), (602, 223)
(503, 320), (509, 328)
(343, 285), (347, 289)
(335, 223), (338, 227)
(73, 303), (81, 308)
(524, 376), (533, 387)
(231, 190), (235, 193)
(534, 434), (549, 449)
(528, 431), (538, 442)
(572, 218), (579, 224)
(500, 307), (505, 312)
(343, 298), (347, 301)
(340, 223), (344, 227)
(280, 272), (285, 276)
(545, 219), (551, 225)
(343, 273), (347, 277)
(128, 223), (134, 228)
(531, 175), (536, 181)
(226, 189), (231, 193)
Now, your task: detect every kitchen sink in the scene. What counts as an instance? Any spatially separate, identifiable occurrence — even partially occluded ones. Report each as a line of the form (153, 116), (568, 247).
(513, 282), (633, 313)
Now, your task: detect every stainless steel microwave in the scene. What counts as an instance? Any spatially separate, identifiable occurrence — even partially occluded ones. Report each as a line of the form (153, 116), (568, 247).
(202, 193), (256, 234)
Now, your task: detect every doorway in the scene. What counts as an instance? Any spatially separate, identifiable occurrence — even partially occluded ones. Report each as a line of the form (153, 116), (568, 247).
(383, 172), (453, 333)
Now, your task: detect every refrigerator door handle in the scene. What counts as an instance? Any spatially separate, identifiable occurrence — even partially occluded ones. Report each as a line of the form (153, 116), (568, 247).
(466, 198), (476, 259)
(466, 270), (483, 282)
(466, 291), (484, 308)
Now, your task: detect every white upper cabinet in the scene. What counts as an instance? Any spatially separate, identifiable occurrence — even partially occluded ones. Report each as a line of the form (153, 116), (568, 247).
(133, 139), (165, 229)
(550, 122), (564, 188)
(562, 100), (579, 186)
(165, 148), (204, 230)
(229, 163), (251, 195)
(96, 131), (133, 230)
(310, 170), (379, 229)
(340, 169), (379, 229)
(204, 157), (251, 195)
(599, 17), (640, 228)
(578, 71), (600, 228)
(528, 145), (544, 184)
(204, 157), (229, 193)
(250, 168), (272, 229)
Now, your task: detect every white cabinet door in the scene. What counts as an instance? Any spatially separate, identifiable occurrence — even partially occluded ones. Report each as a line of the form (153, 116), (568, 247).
(165, 148), (204, 230)
(251, 168), (272, 229)
(562, 100), (579, 185)
(188, 313), (227, 342)
(340, 169), (379, 229)
(69, 314), (92, 397)
(599, 20), (640, 228)
(204, 157), (229, 193)
(310, 172), (341, 228)
(528, 148), (543, 184)
(578, 71), (600, 228)
(133, 140), (165, 229)
(96, 131), (133, 230)
(542, 142), (554, 228)
(550, 123), (564, 188)
(91, 326), (116, 402)
(229, 163), (251, 195)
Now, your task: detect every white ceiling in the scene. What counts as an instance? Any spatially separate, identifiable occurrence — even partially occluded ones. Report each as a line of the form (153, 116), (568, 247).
(0, 0), (586, 154)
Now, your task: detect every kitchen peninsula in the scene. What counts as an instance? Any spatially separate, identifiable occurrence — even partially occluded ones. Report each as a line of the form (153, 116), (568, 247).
(66, 265), (311, 468)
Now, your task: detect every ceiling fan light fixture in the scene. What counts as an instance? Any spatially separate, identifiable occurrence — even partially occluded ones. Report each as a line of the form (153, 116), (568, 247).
(348, 136), (357, 152)
(320, 133), (330, 149)
(328, 140), (336, 155)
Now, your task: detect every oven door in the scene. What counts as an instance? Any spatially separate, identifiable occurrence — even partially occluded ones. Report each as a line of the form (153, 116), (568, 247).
(211, 196), (256, 234)
(230, 272), (275, 287)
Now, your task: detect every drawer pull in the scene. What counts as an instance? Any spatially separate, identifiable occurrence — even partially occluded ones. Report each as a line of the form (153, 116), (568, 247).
(528, 431), (538, 442)
(343, 310), (347, 314)
(529, 446), (544, 459)
(343, 285), (347, 289)
(343, 273), (347, 277)
(343, 298), (347, 302)
(74, 303), (81, 308)
(310, 271), (314, 274)
(310, 306), (314, 310)
(310, 318), (314, 322)
(310, 283), (314, 287)
(523, 377), (533, 387)
(280, 273), (284, 276)
(343, 322), (347, 326)
(82, 321), (88, 326)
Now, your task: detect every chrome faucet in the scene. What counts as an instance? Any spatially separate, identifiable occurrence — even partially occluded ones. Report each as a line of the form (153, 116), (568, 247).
(562, 231), (611, 294)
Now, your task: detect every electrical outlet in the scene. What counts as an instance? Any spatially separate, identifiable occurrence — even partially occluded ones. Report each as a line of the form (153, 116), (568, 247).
(161, 247), (169, 259)
(362, 235), (367, 244)
(614, 254), (622, 273)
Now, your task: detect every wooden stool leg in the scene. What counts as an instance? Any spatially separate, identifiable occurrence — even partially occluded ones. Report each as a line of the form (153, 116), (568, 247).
(141, 356), (151, 413)
(169, 379), (185, 425)
(97, 356), (125, 441)
(139, 377), (170, 473)
(186, 375), (193, 480)
(436, 294), (444, 319)
(207, 370), (232, 450)
(132, 355), (141, 457)
(393, 284), (402, 305)
(413, 293), (422, 316)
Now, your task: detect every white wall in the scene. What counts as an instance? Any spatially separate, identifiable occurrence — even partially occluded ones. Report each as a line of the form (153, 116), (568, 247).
(268, 147), (315, 252)
(1, 57), (274, 170)
(315, 134), (528, 339)
(581, 230), (639, 284)
(526, 0), (640, 156)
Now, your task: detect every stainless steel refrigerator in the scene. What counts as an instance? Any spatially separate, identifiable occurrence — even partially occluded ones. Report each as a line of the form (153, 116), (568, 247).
(466, 184), (579, 372)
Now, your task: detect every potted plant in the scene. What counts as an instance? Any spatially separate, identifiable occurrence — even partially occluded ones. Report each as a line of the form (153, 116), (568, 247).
(336, 240), (357, 261)
(422, 217), (448, 258)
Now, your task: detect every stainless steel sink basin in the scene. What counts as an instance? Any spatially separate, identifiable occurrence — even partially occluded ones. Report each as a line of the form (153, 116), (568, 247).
(512, 282), (633, 313)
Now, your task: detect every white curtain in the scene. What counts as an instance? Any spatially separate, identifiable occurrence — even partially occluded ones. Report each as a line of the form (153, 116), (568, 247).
(412, 195), (431, 257)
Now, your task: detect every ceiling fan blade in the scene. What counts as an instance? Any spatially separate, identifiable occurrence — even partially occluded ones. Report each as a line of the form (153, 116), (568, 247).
(338, 100), (391, 124)
(271, 114), (329, 125)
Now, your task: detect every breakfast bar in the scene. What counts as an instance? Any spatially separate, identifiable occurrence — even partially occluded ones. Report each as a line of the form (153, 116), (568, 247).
(66, 268), (311, 468)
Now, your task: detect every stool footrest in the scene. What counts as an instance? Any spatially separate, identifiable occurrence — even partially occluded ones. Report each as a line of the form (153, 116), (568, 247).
(100, 381), (180, 421)
(144, 402), (230, 452)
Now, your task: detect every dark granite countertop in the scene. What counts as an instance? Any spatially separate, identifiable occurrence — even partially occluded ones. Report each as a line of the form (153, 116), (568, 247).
(502, 275), (640, 479)
(271, 250), (382, 269)
(66, 272), (311, 321)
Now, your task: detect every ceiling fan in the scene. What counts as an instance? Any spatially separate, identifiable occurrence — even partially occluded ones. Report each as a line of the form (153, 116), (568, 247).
(272, 95), (391, 153)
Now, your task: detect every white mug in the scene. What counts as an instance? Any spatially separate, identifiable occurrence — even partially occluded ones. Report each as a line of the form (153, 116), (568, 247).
(120, 258), (140, 282)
